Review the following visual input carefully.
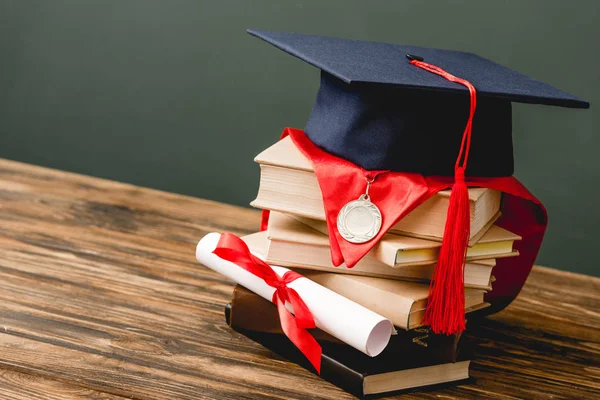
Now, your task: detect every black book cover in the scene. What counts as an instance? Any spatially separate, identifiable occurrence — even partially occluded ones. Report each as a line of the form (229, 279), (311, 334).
(225, 304), (472, 399)
(228, 285), (463, 363)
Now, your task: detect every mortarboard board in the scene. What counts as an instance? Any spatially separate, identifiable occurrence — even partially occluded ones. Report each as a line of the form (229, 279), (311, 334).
(247, 29), (589, 335)
(248, 29), (589, 177)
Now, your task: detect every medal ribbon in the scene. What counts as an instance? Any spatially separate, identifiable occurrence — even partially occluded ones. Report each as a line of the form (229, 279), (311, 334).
(362, 169), (389, 182)
(212, 233), (322, 373)
(276, 127), (545, 320)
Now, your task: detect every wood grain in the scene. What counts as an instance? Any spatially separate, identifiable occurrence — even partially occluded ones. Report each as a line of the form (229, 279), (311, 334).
(0, 158), (598, 399)
(0, 369), (127, 400)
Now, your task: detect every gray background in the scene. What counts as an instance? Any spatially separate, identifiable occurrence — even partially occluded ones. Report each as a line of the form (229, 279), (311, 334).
(0, 0), (598, 276)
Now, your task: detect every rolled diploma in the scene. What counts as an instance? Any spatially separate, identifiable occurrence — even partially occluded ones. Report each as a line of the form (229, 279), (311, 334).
(197, 232), (393, 357)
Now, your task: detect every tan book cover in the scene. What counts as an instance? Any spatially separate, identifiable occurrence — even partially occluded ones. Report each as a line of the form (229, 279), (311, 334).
(303, 272), (487, 330)
(241, 234), (489, 330)
(243, 232), (490, 329)
(252, 136), (501, 241)
(244, 231), (495, 290)
(266, 211), (519, 269)
(289, 212), (500, 247)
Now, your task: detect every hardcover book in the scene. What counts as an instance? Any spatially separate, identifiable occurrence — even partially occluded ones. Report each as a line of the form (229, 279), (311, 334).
(265, 211), (518, 272)
(228, 285), (463, 362)
(252, 136), (501, 244)
(242, 233), (489, 330)
(244, 230), (495, 290)
(225, 302), (472, 399)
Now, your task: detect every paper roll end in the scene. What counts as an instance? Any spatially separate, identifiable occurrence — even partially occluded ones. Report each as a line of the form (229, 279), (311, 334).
(365, 319), (394, 357)
(196, 232), (222, 262)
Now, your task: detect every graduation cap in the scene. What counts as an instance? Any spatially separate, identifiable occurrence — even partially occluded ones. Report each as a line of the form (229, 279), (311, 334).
(248, 29), (589, 178)
(247, 29), (589, 335)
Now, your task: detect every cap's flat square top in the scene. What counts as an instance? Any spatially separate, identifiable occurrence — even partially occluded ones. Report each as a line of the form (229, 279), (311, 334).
(248, 29), (588, 109)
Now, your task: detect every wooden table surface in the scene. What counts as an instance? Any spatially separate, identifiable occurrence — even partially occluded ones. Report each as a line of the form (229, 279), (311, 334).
(0, 158), (598, 400)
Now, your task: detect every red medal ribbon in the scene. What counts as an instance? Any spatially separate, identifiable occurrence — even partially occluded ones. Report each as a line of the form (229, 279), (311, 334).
(268, 127), (546, 323)
(213, 233), (322, 373)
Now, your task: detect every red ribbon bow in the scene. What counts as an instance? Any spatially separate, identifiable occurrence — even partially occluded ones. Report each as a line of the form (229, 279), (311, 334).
(212, 233), (322, 373)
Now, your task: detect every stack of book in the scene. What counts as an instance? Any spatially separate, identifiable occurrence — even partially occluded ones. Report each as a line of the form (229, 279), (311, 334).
(225, 136), (522, 398)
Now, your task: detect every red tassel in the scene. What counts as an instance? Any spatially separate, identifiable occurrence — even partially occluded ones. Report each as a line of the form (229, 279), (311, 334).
(409, 58), (477, 335)
(422, 167), (469, 334)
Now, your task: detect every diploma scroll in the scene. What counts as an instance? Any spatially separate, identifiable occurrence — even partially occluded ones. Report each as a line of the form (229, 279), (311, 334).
(196, 232), (393, 357)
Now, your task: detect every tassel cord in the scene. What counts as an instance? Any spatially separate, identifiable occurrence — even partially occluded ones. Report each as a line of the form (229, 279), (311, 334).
(410, 59), (477, 335)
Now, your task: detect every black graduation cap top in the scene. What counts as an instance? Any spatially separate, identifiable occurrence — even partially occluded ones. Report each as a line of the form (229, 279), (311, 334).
(248, 29), (589, 177)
